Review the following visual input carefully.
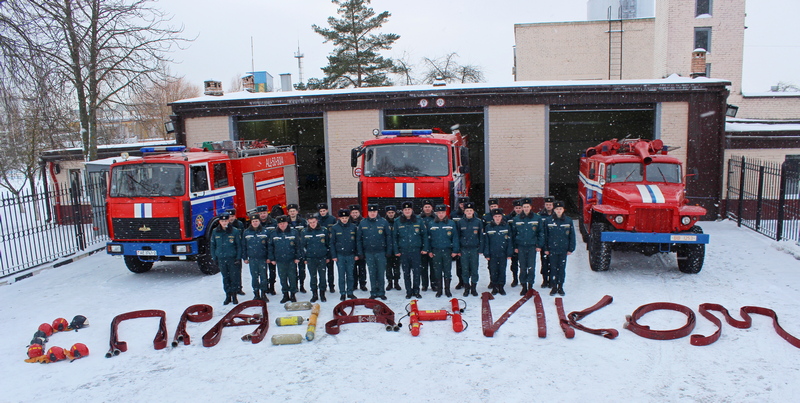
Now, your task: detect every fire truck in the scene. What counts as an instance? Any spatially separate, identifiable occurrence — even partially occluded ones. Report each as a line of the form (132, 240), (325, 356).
(105, 141), (298, 274)
(577, 138), (709, 273)
(350, 128), (470, 213)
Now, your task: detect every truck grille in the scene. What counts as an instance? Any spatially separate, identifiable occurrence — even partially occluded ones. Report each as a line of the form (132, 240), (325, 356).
(112, 218), (182, 240)
(634, 208), (673, 233)
(367, 197), (445, 214)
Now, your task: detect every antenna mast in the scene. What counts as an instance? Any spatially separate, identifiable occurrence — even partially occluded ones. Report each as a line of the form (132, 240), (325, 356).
(294, 42), (304, 84)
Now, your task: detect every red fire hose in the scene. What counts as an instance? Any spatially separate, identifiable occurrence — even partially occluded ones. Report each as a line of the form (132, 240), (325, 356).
(566, 295), (619, 339)
(202, 300), (269, 347)
(481, 290), (536, 337)
(325, 299), (397, 335)
(555, 298), (575, 339)
(624, 302), (696, 340)
(106, 310), (168, 358)
(172, 304), (214, 347)
(691, 303), (800, 348)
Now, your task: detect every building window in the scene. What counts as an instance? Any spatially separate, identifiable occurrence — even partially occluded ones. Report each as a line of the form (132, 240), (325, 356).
(694, 27), (712, 52)
(696, 0), (712, 17)
(213, 163), (229, 188)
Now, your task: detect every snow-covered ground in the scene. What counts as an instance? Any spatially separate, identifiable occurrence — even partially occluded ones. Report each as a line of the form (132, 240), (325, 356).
(2, 220), (799, 402)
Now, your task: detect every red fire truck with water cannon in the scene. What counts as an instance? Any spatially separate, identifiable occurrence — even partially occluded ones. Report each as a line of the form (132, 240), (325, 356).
(350, 128), (470, 213)
(105, 141), (298, 274)
(578, 138), (709, 273)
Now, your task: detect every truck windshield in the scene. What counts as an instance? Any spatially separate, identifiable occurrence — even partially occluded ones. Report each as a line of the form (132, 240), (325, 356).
(363, 144), (449, 177)
(109, 163), (186, 197)
(606, 162), (682, 184)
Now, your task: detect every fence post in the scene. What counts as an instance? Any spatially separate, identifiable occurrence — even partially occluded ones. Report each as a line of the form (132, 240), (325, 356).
(755, 165), (765, 231)
(776, 162), (788, 242)
(737, 156), (746, 227)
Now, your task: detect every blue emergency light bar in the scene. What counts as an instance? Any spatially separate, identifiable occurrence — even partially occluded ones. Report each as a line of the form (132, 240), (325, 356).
(140, 146), (186, 153)
(380, 129), (433, 137)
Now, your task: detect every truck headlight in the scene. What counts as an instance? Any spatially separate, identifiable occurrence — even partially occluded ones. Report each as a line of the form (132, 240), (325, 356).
(614, 215), (624, 224)
(172, 244), (191, 254)
(107, 244), (122, 253)
(681, 216), (691, 225)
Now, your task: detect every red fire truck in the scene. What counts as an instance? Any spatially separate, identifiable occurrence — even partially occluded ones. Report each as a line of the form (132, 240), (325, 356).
(578, 138), (709, 273)
(105, 141), (298, 274)
(350, 128), (470, 213)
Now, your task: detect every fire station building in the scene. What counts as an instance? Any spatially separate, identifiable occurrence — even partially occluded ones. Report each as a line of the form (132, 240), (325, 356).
(169, 77), (730, 218)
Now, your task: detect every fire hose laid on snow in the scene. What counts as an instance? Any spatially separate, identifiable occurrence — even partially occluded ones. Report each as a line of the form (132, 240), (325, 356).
(690, 303), (800, 348)
(202, 300), (269, 347)
(325, 299), (397, 335)
(107, 310), (168, 357)
(172, 304), (214, 347)
(481, 289), (545, 337)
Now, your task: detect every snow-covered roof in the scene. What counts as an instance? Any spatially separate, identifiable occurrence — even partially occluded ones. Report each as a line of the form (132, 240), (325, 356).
(742, 91), (800, 98)
(172, 76), (731, 104)
(726, 118), (800, 133)
(45, 139), (176, 153)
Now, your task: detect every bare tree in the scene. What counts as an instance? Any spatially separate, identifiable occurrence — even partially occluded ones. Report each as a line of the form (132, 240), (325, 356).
(131, 71), (201, 140)
(421, 53), (485, 84)
(391, 51), (416, 85)
(227, 73), (244, 93)
(10, 0), (189, 161)
(771, 81), (800, 92)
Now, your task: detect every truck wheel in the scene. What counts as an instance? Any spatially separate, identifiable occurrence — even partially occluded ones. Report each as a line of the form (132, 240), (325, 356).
(589, 222), (612, 272)
(677, 226), (705, 274)
(124, 256), (154, 273)
(197, 253), (220, 275)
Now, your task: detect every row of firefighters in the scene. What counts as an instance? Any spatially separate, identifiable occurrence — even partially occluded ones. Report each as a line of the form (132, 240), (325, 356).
(209, 197), (577, 306)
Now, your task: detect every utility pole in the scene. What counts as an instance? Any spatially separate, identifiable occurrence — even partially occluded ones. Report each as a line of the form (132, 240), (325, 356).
(294, 42), (304, 84)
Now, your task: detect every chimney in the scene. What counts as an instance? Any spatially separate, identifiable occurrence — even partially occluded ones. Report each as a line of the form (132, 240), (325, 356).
(690, 49), (707, 78)
(242, 74), (255, 92)
(203, 80), (223, 96)
(280, 73), (292, 92)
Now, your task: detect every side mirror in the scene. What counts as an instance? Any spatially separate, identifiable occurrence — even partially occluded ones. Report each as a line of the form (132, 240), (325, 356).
(685, 167), (699, 182)
(350, 148), (359, 168)
(589, 168), (596, 180)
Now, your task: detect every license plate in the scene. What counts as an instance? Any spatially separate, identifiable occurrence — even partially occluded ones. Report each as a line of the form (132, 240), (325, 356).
(670, 235), (697, 242)
(136, 250), (158, 256)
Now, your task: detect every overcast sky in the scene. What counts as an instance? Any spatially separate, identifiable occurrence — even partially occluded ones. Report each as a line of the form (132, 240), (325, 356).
(158, 0), (799, 93)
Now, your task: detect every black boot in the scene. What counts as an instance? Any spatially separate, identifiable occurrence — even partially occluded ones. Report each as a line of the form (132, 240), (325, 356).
(269, 283), (277, 295)
(320, 290), (327, 302)
(491, 286), (498, 295)
(280, 292), (290, 303)
(340, 294), (346, 301)
(520, 284), (528, 296)
(541, 278), (549, 288)
(290, 293), (297, 302)
(231, 293), (239, 304)
(386, 282), (393, 291)
(394, 279), (402, 290)
(223, 293), (232, 305)
(405, 292), (412, 299)
(261, 291), (269, 302)
(444, 279), (452, 298)
(347, 293), (356, 299)
(463, 283), (471, 297)
(498, 286), (506, 296)
(330, 284), (336, 293)
(557, 285), (565, 296)
(252, 290), (261, 301)
(300, 284), (307, 293)
(238, 288), (245, 296)
(471, 283), (478, 297)
(550, 286), (558, 296)
(310, 291), (319, 303)
(511, 272), (519, 288)
(360, 283), (368, 292)
(422, 285), (428, 292)
(455, 279), (464, 290)
(435, 279), (443, 298)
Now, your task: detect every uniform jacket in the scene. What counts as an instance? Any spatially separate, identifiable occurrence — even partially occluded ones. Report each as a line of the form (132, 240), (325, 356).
(329, 221), (358, 258)
(539, 208), (554, 218)
(242, 224), (269, 260)
(393, 215), (429, 254)
(418, 212), (435, 229)
(357, 216), (392, 256)
(543, 215), (576, 254)
(288, 216), (308, 233)
(260, 216), (278, 233)
(427, 217), (460, 253)
(315, 213), (337, 229)
(456, 216), (484, 250)
(482, 221), (514, 259)
(210, 225), (242, 261)
(300, 225), (330, 260)
(510, 212), (543, 248)
(268, 227), (301, 262)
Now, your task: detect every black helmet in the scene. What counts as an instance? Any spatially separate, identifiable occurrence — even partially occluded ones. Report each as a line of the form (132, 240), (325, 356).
(70, 315), (89, 331)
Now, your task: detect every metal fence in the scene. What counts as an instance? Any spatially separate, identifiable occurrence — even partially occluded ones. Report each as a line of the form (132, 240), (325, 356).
(726, 156), (800, 242)
(0, 178), (108, 277)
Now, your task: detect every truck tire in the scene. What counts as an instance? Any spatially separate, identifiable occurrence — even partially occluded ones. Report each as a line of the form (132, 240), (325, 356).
(197, 238), (220, 275)
(124, 256), (154, 273)
(677, 226), (705, 274)
(589, 222), (612, 272)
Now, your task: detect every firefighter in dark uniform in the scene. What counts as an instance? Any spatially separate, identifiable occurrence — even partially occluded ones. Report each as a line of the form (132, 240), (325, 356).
(330, 208), (359, 301)
(482, 208), (514, 295)
(384, 205), (402, 291)
(451, 197), (469, 290)
(268, 215), (301, 303)
(511, 197), (542, 296)
(315, 203), (338, 293)
(225, 208), (247, 296)
(393, 201), (428, 299)
(300, 213), (330, 303)
(418, 199), (436, 292)
(286, 203), (308, 293)
(456, 201), (483, 297)
(210, 213), (243, 305)
(242, 213), (269, 302)
(539, 196), (555, 288)
(542, 201), (576, 296)
(357, 204), (392, 300)
(427, 204), (460, 298)
(257, 205), (278, 295)
(506, 199), (523, 288)
(349, 204), (368, 292)
(482, 198), (500, 225)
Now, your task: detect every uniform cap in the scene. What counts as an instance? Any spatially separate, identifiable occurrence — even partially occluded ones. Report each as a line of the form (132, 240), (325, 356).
(385, 205), (397, 212)
(338, 209), (351, 217)
(225, 208), (236, 215)
(367, 204), (380, 212)
(316, 203), (328, 210)
(458, 197), (470, 204)
(286, 203), (299, 211)
(306, 213), (318, 220)
(521, 197), (532, 205)
(491, 208), (504, 216)
(256, 205), (269, 212)
(553, 200), (565, 208)
(348, 204), (361, 211)
(544, 196), (555, 203)
(488, 198), (499, 205)
(434, 204), (447, 212)
(249, 213), (260, 221)
(512, 199), (522, 207)
(217, 213), (231, 220)
(401, 201), (414, 210)
(463, 202), (476, 210)
(276, 215), (289, 223)
(422, 199), (434, 207)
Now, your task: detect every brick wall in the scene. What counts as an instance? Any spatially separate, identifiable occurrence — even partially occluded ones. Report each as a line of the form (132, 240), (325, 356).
(184, 116), (231, 146)
(325, 110), (381, 200)
(486, 105), (546, 198)
(734, 96), (800, 119)
(659, 102), (689, 166)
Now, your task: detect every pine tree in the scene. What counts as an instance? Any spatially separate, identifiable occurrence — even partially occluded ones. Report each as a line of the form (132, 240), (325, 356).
(312, 0), (399, 88)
